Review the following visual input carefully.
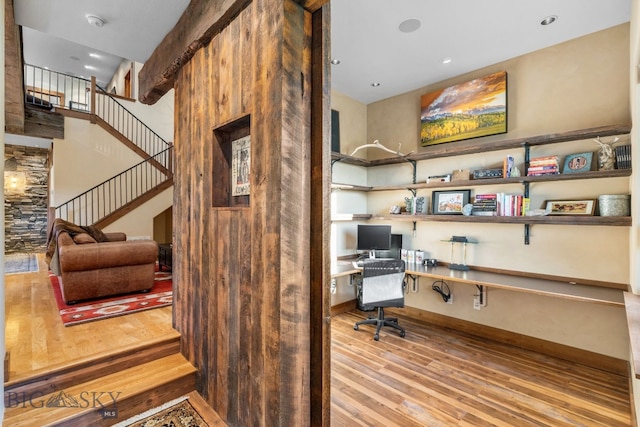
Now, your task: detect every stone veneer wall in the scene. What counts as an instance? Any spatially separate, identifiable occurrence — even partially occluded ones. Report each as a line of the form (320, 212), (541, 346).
(5, 144), (50, 254)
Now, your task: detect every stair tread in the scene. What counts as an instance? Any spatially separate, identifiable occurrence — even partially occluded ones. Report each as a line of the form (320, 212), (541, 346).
(4, 353), (196, 426)
(6, 331), (181, 388)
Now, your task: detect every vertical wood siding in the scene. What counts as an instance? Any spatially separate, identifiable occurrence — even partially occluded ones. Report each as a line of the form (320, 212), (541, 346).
(173, 1), (321, 425)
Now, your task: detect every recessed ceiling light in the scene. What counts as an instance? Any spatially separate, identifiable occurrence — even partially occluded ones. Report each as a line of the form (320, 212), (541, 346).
(331, 59), (341, 65)
(69, 56), (80, 61)
(86, 15), (106, 28)
(89, 53), (101, 58)
(441, 57), (452, 64)
(371, 82), (381, 87)
(84, 65), (96, 70)
(398, 18), (421, 33)
(540, 15), (557, 26)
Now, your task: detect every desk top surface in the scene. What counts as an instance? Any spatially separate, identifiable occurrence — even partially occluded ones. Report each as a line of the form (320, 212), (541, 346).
(331, 261), (624, 307)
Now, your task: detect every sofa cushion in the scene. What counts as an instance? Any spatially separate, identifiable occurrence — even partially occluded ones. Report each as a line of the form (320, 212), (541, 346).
(82, 225), (109, 242)
(72, 233), (97, 244)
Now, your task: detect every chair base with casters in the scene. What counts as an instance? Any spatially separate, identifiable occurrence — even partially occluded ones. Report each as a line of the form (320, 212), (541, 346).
(354, 306), (405, 341)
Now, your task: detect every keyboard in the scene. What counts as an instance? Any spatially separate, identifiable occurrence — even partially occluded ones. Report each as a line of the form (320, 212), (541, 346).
(352, 258), (397, 269)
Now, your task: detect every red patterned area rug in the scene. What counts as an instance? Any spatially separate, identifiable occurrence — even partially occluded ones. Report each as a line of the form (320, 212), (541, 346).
(49, 267), (172, 326)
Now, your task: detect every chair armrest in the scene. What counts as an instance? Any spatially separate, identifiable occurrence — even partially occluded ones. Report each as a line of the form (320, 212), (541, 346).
(105, 232), (126, 242)
(59, 240), (158, 272)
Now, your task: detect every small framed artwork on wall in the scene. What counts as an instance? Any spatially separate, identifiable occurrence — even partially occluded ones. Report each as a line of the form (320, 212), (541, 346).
(231, 135), (251, 196)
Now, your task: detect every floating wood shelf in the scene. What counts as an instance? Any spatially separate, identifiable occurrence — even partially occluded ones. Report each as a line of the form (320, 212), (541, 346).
(331, 213), (373, 221)
(331, 123), (631, 167)
(371, 214), (631, 226)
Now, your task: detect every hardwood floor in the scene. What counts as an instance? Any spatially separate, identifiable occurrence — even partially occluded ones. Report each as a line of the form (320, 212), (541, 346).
(4, 254), (175, 383)
(5, 255), (632, 426)
(331, 311), (632, 427)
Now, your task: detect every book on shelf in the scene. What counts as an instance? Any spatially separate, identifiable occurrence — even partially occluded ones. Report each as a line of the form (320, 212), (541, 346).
(527, 155), (559, 176)
(503, 155), (515, 178)
(472, 193), (498, 216)
(473, 193), (528, 216)
(615, 144), (631, 170)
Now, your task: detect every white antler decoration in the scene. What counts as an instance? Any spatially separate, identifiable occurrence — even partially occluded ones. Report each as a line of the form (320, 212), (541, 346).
(350, 140), (409, 157)
(592, 136), (620, 171)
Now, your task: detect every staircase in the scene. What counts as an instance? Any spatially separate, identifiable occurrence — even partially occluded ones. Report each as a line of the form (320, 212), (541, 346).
(24, 64), (173, 227)
(3, 334), (197, 426)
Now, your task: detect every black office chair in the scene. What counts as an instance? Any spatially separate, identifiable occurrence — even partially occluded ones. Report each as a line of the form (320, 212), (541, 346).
(354, 259), (406, 341)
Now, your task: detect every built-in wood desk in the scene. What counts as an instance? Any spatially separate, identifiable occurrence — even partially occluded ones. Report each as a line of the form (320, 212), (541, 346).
(331, 261), (625, 307)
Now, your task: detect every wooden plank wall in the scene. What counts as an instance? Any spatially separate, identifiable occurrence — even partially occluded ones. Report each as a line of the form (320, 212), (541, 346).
(173, 1), (323, 425)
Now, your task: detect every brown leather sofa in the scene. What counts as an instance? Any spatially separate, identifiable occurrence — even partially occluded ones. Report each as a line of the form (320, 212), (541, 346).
(46, 219), (159, 304)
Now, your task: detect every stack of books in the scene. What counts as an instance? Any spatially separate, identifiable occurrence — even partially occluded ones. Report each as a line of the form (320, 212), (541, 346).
(615, 145), (631, 169)
(472, 194), (498, 216)
(527, 155), (559, 176)
(472, 193), (530, 216)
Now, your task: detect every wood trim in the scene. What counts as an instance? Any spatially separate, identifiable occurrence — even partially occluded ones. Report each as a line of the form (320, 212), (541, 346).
(298, 0), (329, 12)
(625, 292), (640, 380)
(330, 299), (356, 316)
(309, 4), (331, 427)
(55, 107), (91, 121)
(25, 85), (65, 106)
(97, 88), (135, 103)
(93, 179), (173, 229)
(138, 0), (252, 105)
(387, 305), (628, 376)
(94, 116), (171, 175)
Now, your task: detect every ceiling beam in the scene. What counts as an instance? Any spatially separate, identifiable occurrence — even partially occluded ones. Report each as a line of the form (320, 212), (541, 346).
(138, 0), (329, 105)
(294, 0), (329, 13)
(138, 0), (251, 105)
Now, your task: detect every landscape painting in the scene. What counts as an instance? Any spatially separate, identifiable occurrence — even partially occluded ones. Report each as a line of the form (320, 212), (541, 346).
(420, 71), (507, 146)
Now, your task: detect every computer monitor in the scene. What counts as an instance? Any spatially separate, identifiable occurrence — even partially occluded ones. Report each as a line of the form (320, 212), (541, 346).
(357, 224), (392, 258)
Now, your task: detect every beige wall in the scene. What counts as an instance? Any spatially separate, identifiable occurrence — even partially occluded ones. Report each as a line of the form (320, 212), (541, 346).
(366, 23), (630, 161)
(331, 23), (632, 359)
(51, 116), (173, 237)
(51, 117), (143, 207)
(628, 0), (640, 422)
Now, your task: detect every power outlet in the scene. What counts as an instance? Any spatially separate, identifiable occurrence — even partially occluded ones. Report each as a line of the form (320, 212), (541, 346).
(473, 295), (481, 310)
(446, 292), (453, 304)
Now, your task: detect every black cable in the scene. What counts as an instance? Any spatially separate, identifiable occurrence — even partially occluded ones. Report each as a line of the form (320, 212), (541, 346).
(432, 279), (450, 302)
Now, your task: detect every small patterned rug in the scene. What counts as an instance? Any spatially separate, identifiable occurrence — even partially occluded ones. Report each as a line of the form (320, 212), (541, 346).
(115, 397), (208, 427)
(49, 267), (172, 326)
(5, 253), (39, 274)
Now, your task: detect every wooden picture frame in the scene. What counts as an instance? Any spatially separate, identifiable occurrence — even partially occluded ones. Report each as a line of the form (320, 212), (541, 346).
(432, 190), (471, 215)
(562, 152), (593, 174)
(544, 199), (596, 215)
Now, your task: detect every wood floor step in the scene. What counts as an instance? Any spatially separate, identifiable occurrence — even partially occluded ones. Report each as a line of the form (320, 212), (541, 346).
(3, 353), (196, 427)
(4, 332), (181, 403)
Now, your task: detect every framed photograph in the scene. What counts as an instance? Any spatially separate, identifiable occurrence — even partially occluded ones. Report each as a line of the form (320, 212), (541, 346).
(421, 71), (507, 147)
(432, 190), (471, 215)
(562, 152), (593, 174)
(544, 199), (596, 215)
(231, 135), (251, 196)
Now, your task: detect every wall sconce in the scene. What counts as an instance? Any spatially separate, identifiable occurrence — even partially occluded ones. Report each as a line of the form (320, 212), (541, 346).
(4, 171), (26, 194)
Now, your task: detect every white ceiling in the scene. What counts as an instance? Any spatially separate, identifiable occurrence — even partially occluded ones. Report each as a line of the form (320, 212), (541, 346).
(14, 0), (190, 88)
(13, 0), (632, 104)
